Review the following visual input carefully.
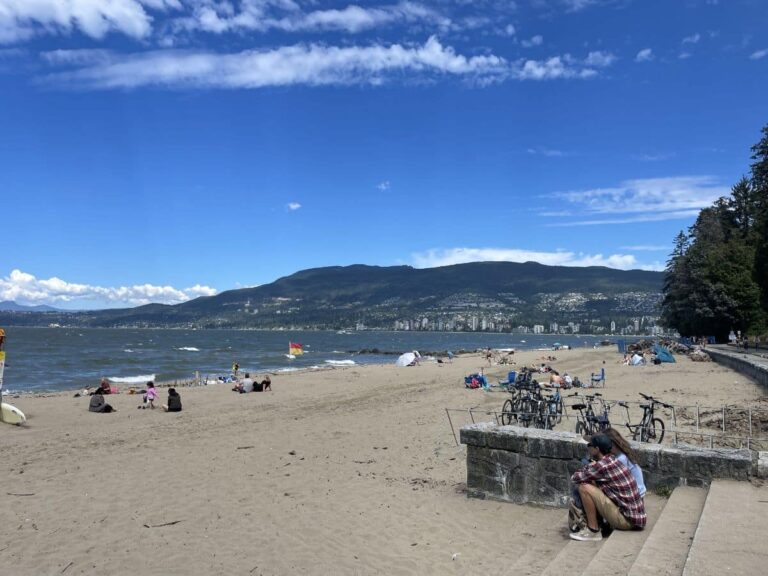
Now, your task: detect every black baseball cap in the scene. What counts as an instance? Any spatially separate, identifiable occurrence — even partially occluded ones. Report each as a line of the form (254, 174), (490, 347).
(588, 434), (613, 454)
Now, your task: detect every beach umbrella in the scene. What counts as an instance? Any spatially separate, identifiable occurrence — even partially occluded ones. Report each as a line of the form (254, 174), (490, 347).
(396, 352), (416, 367)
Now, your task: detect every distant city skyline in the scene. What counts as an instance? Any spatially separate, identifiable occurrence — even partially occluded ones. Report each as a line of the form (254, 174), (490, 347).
(1, 0), (765, 309)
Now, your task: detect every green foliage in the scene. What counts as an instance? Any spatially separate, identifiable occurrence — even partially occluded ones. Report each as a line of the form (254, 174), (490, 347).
(662, 123), (768, 338)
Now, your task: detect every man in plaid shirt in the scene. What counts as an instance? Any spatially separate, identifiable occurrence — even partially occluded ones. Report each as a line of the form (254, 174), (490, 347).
(570, 434), (646, 541)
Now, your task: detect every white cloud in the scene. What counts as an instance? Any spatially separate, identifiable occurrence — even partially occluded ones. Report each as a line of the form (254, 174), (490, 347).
(527, 147), (566, 157)
(287, 202), (302, 210)
(750, 49), (768, 60)
(377, 180), (391, 191)
(410, 247), (660, 271)
(174, 1), (451, 36)
(682, 33), (701, 45)
(678, 52), (691, 60)
(544, 175), (728, 226)
(0, 269), (216, 308)
(635, 48), (653, 62)
(512, 53), (609, 80)
(584, 50), (616, 67)
(41, 37), (509, 89)
(503, 24), (516, 36)
(521, 34), (543, 48)
(0, 0), (181, 44)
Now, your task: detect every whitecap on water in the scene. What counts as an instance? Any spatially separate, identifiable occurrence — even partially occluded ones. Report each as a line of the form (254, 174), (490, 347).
(108, 374), (156, 384)
(325, 360), (356, 366)
(177, 347), (200, 352)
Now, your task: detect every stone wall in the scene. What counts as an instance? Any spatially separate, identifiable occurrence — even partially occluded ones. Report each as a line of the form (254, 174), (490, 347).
(460, 423), (755, 507)
(706, 346), (768, 389)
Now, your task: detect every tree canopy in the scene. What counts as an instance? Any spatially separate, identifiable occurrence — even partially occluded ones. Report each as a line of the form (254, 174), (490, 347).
(662, 123), (768, 340)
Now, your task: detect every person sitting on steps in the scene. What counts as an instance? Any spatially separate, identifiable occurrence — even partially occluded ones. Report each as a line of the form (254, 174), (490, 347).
(569, 434), (646, 541)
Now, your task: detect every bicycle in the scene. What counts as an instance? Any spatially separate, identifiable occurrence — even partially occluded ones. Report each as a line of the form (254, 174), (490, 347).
(618, 393), (669, 443)
(569, 392), (612, 436)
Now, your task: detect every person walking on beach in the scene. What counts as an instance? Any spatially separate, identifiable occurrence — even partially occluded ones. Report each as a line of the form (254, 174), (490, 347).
(139, 381), (157, 409)
(262, 375), (272, 391)
(569, 434), (646, 541)
(232, 362), (240, 379)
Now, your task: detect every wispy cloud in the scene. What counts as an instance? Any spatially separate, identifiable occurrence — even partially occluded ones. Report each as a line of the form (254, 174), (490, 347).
(40, 38), (615, 89)
(521, 35), (544, 48)
(411, 247), (661, 271)
(750, 49), (768, 60)
(0, 269), (216, 308)
(172, 1), (451, 36)
(287, 202), (302, 211)
(527, 147), (567, 157)
(682, 33), (701, 45)
(40, 37), (508, 89)
(0, 0), (181, 44)
(543, 175), (728, 226)
(633, 152), (675, 162)
(635, 48), (653, 62)
(377, 180), (391, 191)
(513, 51), (614, 80)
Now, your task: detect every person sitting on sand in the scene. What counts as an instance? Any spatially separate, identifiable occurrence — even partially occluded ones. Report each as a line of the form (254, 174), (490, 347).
(162, 388), (182, 412)
(139, 381), (157, 409)
(239, 373), (254, 393)
(89, 389), (115, 413)
(262, 375), (272, 391)
(99, 378), (112, 394)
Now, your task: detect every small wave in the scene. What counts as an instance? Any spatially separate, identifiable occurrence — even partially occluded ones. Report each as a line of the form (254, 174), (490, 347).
(276, 367), (300, 373)
(325, 360), (356, 366)
(124, 349), (134, 353)
(108, 374), (156, 384)
(177, 347), (200, 352)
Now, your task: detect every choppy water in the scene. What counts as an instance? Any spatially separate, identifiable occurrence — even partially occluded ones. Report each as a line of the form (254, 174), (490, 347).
(0, 327), (611, 393)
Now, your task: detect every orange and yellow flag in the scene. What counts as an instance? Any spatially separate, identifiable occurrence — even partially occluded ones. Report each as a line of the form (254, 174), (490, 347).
(289, 342), (303, 356)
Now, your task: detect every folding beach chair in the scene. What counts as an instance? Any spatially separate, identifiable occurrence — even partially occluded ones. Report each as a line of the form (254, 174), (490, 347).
(590, 367), (606, 387)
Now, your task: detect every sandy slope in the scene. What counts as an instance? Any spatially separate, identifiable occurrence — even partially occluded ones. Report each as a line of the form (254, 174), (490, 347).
(0, 346), (762, 575)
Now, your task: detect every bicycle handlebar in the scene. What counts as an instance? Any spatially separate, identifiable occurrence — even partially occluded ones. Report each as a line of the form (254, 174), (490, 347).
(639, 392), (672, 409)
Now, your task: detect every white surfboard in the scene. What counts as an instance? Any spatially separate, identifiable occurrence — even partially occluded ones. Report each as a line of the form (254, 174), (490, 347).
(1, 402), (26, 425)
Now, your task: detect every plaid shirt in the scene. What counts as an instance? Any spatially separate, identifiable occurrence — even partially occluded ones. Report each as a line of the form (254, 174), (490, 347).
(571, 453), (647, 528)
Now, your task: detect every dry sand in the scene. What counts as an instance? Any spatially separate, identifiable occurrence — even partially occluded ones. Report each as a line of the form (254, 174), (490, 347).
(1, 346), (764, 576)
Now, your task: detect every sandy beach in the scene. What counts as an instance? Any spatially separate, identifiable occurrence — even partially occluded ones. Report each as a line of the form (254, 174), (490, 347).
(1, 347), (764, 576)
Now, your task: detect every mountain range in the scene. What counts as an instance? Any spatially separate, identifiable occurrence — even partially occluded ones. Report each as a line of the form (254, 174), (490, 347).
(0, 262), (664, 331)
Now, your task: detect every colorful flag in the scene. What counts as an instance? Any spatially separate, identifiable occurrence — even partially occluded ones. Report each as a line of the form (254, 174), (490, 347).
(289, 342), (303, 356)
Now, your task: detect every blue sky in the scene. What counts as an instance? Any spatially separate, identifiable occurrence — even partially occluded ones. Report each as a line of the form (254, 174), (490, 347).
(0, 0), (766, 309)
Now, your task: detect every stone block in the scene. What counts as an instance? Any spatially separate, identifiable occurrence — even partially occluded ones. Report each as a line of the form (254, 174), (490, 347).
(756, 452), (768, 479)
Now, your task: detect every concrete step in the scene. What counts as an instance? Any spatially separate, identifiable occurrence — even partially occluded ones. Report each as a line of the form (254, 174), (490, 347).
(579, 493), (665, 576)
(682, 480), (768, 576)
(627, 487), (707, 576)
(505, 533), (565, 576)
(538, 530), (605, 576)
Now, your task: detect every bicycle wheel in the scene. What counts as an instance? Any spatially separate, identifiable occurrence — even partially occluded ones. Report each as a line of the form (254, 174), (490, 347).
(575, 421), (586, 436)
(501, 399), (514, 425)
(555, 398), (564, 424)
(648, 418), (665, 443)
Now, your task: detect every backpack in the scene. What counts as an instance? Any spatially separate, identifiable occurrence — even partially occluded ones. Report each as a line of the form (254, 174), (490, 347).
(568, 502), (587, 533)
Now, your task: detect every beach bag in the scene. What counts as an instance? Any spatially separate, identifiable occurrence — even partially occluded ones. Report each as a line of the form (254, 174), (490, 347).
(568, 502), (587, 533)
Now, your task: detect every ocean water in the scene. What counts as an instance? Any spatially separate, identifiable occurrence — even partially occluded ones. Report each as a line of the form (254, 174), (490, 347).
(0, 327), (612, 393)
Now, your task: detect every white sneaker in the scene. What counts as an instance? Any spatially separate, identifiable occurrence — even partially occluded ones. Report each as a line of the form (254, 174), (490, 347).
(569, 527), (603, 542)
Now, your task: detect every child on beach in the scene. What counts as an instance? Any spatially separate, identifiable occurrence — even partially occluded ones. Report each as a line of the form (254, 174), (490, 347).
(139, 381), (157, 409)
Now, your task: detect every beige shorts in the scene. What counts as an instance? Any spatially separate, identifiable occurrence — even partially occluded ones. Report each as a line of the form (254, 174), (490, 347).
(581, 484), (633, 530)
